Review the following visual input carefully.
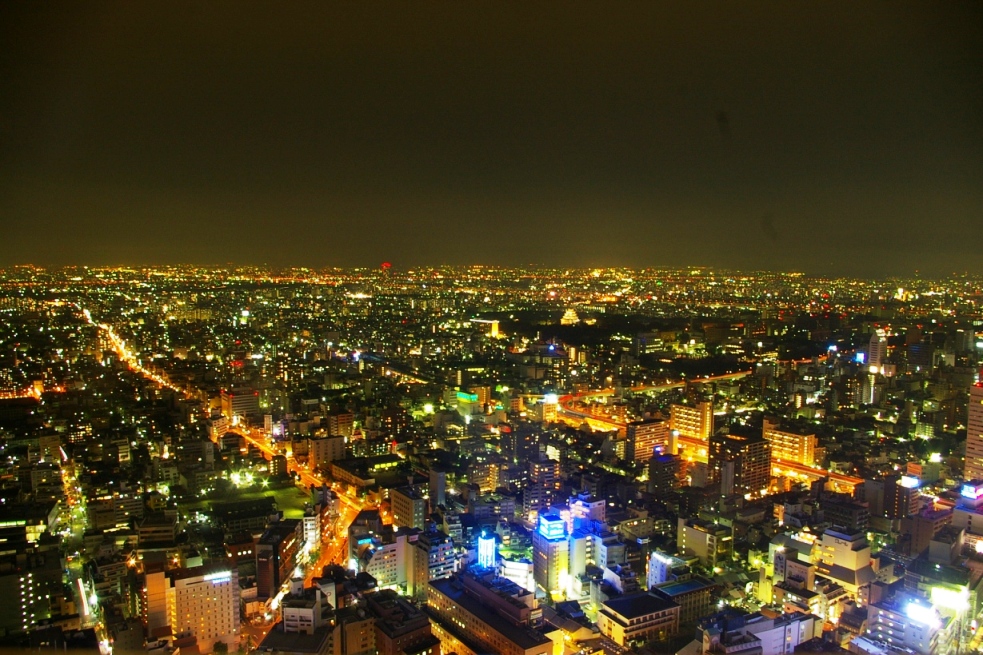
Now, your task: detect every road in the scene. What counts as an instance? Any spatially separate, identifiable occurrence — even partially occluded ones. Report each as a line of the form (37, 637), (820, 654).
(83, 306), (368, 569)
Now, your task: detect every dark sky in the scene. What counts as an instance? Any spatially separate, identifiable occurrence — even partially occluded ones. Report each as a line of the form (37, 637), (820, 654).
(1, 3), (981, 276)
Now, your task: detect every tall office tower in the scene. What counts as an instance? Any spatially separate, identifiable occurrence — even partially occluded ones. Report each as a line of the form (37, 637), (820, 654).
(762, 417), (818, 466)
(966, 384), (983, 481)
(625, 418), (671, 463)
(670, 400), (713, 441)
(532, 513), (569, 597)
(390, 487), (427, 530)
(708, 432), (771, 498)
(868, 328), (888, 371)
(523, 455), (560, 517)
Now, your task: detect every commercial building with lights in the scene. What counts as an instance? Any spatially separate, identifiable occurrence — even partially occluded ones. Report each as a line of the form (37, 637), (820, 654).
(948, 480), (983, 546)
(967, 384), (983, 482)
(677, 517), (731, 568)
(144, 565), (240, 654)
(762, 417), (819, 466)
(597, 592), (680, 646)
(670, 401), (713, 441)
(647, 551), (687, 588)
(625, 418), (670, 463)
(219, 387), (259, 421)
(427, 573), (553, 655)
(532, 513), (569, 596)
(708, 431), (771, 499)
(391, 487), (427, 531)
(814, 529), (876, 600)
(477, 530), (497, 569)
(409, 529), (456, 600)
(866, 593), (947, 655)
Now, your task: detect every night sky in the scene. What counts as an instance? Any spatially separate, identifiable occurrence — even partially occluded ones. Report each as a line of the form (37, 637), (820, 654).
(1, 3), (981, 276)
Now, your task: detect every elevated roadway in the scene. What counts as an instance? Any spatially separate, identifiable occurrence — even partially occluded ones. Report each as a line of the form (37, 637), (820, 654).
(558, 375), (862, 493)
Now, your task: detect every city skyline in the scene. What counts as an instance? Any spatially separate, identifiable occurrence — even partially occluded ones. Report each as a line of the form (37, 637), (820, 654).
(2, 3), (981, 275)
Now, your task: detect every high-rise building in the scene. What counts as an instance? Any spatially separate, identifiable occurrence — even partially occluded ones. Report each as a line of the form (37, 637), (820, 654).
(965, 384), (983, 481)
(327, 411), (355, 438)
(677, 518), (731, 568)
(568, 493), (606, 531)
(902, 506), (953, 557)
(626, 418), (671, 463)
(144, 565), (240, 654)
(868, 329), (888, 371)
(428, 468), (447, 508)
(670, 401), (713, 441)
(523, 456), (560, 517)
(708, 432), (771, 498)
(308, 435), (347, 470)
(390, 487), (427, 531)
(409, 530), (455, 601)
(220, 387), (259, 421)
(866, 593), (944, 655)
(762, 417), (818, 466)
(648, 454), (681, 496)
(532, 513), (568, 596)
(256, 520), (303, 599)
(885, 475), (923, 520)
(820, 495), (870, 533)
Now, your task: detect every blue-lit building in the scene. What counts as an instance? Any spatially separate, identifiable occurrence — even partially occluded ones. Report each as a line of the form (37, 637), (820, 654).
(532, 513), (568, 596)
(477, 530), (498, 570)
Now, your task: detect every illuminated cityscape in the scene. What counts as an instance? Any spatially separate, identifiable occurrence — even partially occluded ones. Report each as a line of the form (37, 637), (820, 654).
(0, 265), (980, 655)
(1, 1), (981, 654)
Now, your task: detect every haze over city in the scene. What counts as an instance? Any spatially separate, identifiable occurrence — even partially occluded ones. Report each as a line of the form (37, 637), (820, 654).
(3, 6), (983, 655)
(2, 3), (981, 275)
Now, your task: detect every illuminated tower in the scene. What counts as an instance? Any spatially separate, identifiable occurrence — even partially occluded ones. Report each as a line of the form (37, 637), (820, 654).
(670, 401), (713, 441)
(966, 383), (983, 481)
(477, 530), (497, 569)
(868, 329), (888, 372)
(532, 513), (569, 597)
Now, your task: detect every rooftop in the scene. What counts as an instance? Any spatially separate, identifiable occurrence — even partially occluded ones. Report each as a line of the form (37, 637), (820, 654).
(429, 577), (551, 651)
(602, 592), (678, 620)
